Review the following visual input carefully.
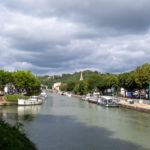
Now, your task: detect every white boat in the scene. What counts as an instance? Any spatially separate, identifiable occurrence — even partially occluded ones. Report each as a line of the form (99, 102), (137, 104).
(81, 93), (91, 101)
(18, 96), (43, 106)
(97, 96), (120, 107)
(87, 93), (99, 103)
(88, 96), (98, 103)
(63, 92), (72, 97)
(40, 91), (48, 98)
(66, 93), (72, 97)
(81, 96), (89, 101)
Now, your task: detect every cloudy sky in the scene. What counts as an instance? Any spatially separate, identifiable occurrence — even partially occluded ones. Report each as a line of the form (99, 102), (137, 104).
(1, 0), (150, 75)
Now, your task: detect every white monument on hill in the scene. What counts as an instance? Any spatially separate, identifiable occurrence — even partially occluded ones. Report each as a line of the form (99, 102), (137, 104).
(80, 71), (83, 81)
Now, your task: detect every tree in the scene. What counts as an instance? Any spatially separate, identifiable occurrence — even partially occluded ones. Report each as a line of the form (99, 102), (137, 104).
(0, 70), (13, 90)
(118, 72), (137, 91)
(66, 81), (76, 91)
(134, 63), (150, 89)
(87, 74), (101, 92)
(73, 81), (89, 95)
(13, 71), (40, 95)
(60, 83), (67, 91)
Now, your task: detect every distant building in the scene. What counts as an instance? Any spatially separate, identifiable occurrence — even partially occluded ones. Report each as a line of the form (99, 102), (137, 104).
(52, 82), (61, 92)
(80, 71), (83, 81)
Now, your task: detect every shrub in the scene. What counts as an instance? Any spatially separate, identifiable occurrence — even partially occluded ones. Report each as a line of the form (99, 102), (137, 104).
(0, 119), (36, 150)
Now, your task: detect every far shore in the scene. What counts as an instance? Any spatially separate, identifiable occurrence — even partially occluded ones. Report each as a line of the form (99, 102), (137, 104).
(71, 94), (150, 113)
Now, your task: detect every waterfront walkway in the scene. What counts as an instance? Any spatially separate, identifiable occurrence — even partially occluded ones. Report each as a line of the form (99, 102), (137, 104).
(119, 98), (150, 113)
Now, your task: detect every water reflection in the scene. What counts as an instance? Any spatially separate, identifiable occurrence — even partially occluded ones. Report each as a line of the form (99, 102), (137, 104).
(17, 105), (41, 121)
(0, 105), (41, 122)
(25, 114), (149, 150)
(1, 94), (150, 150)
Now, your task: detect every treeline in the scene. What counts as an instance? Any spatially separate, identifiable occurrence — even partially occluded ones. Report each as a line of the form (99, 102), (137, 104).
(38, 75), (62, 89)
(0, 70), (41, 95)
(38, 70), (99, 89)
(60, 63), (150, 97)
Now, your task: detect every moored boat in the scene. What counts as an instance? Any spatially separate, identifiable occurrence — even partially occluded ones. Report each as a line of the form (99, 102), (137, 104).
(18, 96), (43, 106)
(98, 96), (120, 107)
(81, 93), (91, 101)
(88, 96), (98, 104)
(62, 92), (72, 97)
(40, 91), (48, 98)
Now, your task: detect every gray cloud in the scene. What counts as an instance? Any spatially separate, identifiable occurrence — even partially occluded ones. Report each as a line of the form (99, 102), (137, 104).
(2, 0), (150, 33)
(0, 0), (150, 75)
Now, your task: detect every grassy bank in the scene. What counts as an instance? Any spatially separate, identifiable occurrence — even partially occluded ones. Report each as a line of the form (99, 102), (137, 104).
(0, 119), (37, 150)
(5, 94), (29, 102)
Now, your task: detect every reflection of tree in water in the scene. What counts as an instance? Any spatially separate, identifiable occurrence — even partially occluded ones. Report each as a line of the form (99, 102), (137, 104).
(14, 120), (24, 131)
(17, 105), (41, 121)
(14, 113), (35, 131)
(0, 107), (3, 118)
(15, 113), (35, 122)
(23, 114), (35, 121)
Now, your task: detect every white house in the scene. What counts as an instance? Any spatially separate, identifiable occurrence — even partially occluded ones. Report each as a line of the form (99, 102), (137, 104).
(52, 82), (61, 92)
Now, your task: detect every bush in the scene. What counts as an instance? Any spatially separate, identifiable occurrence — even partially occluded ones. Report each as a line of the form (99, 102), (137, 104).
(0, 119), (37, 150)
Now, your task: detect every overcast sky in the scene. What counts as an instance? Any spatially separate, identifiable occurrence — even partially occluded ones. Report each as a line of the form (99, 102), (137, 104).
(1, 0), (150, 75)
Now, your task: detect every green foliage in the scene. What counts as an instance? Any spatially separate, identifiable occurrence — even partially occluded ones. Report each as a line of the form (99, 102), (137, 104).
(39, 63), (150, 96)
(134, 63), (150, 88)
(118, 72), (137, 90)
(0, 70), (41, 96)
(73, 81), (89, 95)
(38, 75), (61, 89)
(60, 83), (68, 91)
(13, 71), (41, 95)
(0, 119), (36, 150)
(0, 71), (13, 90)
(5, 94), (29, 102)
(64, 81), (76, 91)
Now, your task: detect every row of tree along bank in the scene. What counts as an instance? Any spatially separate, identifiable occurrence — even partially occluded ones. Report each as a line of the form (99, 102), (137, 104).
(39, 63), (150, 99)
(0, 70), (39, 149)
(0, 70), (41, 96)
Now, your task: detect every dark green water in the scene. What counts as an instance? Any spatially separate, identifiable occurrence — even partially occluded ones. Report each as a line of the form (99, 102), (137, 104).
(1, 93), (150, 150)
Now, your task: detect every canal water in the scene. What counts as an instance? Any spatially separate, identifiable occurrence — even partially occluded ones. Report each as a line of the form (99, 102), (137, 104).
(0, 93), (150, 150)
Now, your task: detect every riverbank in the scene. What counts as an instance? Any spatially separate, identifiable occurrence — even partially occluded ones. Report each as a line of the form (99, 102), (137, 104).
(72, 94), (150, 113)
(0, 96), (17, 106)
(71, 94), (83, 99)
(119, 99), (150, 113)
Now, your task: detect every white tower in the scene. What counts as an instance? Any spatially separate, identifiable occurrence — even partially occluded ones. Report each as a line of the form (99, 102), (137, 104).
(80, 71), (83, 81)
